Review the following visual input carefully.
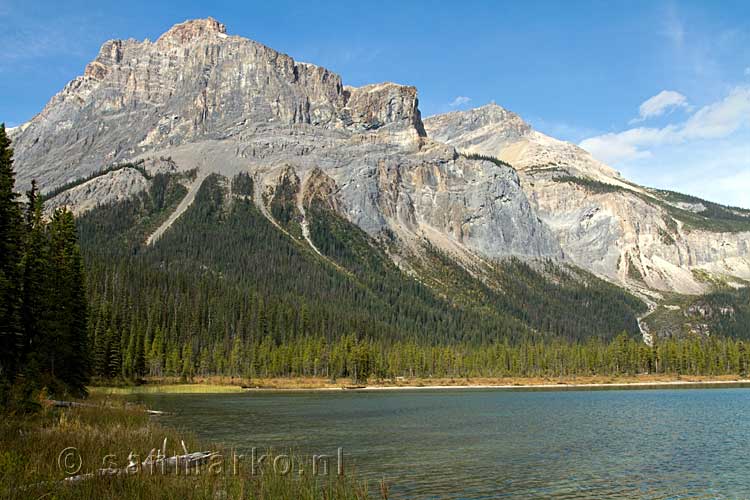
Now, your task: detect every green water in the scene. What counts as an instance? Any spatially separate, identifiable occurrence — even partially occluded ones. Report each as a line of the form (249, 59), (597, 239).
(136, 388), (750, 498)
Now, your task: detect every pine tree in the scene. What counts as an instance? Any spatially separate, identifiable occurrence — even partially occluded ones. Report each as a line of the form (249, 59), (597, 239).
(181, 342), (193, 381)
(148, 329), (163, 376)
(93, 321), (108, 377)
(48, 209), (90, 394)
(123, 328), (136, 379)
(0, 124), (23, 382)
(229, 337), (243, 377)
(20, 182), (50, 380)
(134, 330), (146, 377)
(106, 328), (120, 379)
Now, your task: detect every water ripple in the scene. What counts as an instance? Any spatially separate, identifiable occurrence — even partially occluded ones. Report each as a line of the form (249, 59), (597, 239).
(137, 388), (750, 499)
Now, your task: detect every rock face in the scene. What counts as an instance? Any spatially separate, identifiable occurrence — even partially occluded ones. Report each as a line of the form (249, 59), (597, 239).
(425, 104), (750, 294)
(12, 18), (561, 264)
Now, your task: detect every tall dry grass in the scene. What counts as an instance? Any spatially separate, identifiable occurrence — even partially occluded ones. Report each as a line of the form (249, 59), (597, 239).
(0, 395), (379, 499)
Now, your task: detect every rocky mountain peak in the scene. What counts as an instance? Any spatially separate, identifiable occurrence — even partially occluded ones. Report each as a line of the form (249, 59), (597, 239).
(11, 18), (435, 191)
(20, 18), (750, 299)
(424, 103), (531, 149)
(425, 105), (623, 181)
(156, 17), (227, 45)
(468, 102), (526, 125)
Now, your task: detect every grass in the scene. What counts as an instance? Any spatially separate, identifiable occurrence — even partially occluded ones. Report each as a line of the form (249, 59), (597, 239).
(89, 384), (246, 395)
(0, 394), (377, 499)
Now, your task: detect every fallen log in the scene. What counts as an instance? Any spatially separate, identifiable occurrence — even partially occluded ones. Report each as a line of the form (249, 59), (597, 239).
(49, 399), (94, 408)
(63, 439), (218, 484)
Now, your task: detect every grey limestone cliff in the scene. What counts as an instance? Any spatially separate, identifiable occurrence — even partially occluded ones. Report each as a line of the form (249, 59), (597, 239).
(11, 18), (562, 265)
(425, 104), (750, 294)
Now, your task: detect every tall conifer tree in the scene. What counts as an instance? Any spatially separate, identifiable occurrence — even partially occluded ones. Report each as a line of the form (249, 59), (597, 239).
(0, 124), (23, 382)
(20, 182), (51, 379)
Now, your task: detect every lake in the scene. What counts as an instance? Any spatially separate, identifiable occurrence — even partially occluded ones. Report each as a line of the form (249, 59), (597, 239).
(135, 388), (750, 499)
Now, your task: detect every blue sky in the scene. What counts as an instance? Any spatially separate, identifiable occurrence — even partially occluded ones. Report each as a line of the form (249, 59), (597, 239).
(1, 0), (749, 207)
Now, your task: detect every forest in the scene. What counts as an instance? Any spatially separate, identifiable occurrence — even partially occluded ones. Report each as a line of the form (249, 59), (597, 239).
(74, 167), (750, 384)
(2, 122), (750, 397)
(0, 125), (88, 405)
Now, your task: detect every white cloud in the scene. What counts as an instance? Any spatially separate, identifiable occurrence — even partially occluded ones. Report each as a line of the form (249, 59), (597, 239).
(449, 96), (471, 107)
(580, 86), (750, 164)
(682, 87), (750, 139)
(622, 136), (750, 209)
(630, 90), (689, 123)
(580, 125), (680, 163)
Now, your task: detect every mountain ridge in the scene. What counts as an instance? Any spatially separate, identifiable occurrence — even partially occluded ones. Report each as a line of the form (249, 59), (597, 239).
(8, 17), (750, 314)
(11, 18), (563, 268)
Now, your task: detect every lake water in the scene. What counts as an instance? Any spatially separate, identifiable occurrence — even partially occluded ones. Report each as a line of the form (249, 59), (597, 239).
(136, 388), (750, 499)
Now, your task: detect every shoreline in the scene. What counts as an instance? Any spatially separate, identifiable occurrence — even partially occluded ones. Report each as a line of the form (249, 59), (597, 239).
(90, 376), (750, 395)
(245, 379), (750, 393)
(355, 379), (750, 392)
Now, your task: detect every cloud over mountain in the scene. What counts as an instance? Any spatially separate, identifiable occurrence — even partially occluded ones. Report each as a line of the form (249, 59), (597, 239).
(631, 90), (689, 123)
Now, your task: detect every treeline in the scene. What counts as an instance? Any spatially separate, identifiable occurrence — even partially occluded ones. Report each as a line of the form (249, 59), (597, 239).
(86, 327), (750, 383)
(0, 124), (88, 404)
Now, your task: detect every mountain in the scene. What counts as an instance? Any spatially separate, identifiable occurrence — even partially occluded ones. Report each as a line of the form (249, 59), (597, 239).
(425, 105), (750, 296)
(7, 18), (750, 343)
(10, 18), (559, 265)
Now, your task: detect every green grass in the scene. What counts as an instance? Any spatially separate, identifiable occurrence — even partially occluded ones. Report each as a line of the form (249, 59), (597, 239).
(0, 395), (377, 499)
(89, 384), (245, 395)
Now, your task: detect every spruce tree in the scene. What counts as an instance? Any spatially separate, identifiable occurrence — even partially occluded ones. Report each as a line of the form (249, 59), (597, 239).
(48, 208), (90, 395)
(20, 182), (51, 381)
(107, 328), (121, 379)
(93, 321), (108, 377)
(134, 330), (146, 377)
(0, 124), (23, 382)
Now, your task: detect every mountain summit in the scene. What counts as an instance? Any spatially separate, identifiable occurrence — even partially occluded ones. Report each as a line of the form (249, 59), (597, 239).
(156, 17), (227, 44)
(9, 18), (750, 311)
(12, 18), (560, 266)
